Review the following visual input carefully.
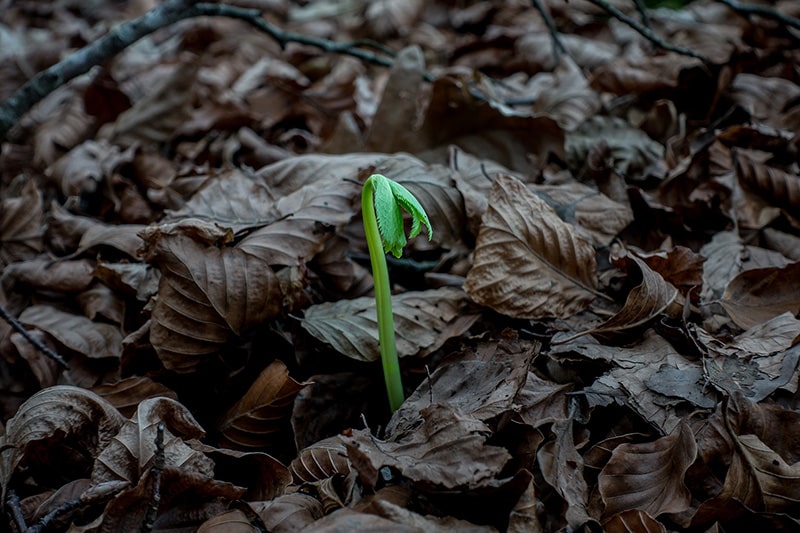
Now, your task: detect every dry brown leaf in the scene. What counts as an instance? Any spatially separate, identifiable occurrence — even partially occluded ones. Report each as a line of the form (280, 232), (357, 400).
(216, 360), (305, 451)
(2, 257), (94, 293)
(251, 492), (324, 532)
(33, 88), (94, 167)
(91, 376), (178, 418)
(0, 180), (44, 267)
(599, 422), (697, 518)
(637, 246), (705, 301)
(603, 509), (667, 533)
(236, 176), (359, 266)
(538, 418), (594, 529)
(19, 305), (123, 359)
(720, 261), (800, 330)
(364, 0), (424, 38)
(508, 477), (544, 533)
(94, 261), (160, 302)
(98, 62), (197, 148)
(73, 222), (147, 258)
(1, 386), (125, 494)
(531, 59), (602, 131)
(387, 331), (538, 436)
(578, 252), (678, 341)
(464, 174), (598, 319)
(346, 403), (511, 491)
(10, 331), (61, 388)
(46, 140), (135, 199)
(92, 397), (213, 486)
(301, 287), (472, 362)
(290, 435), (351, 484)
(514, 372), (573, 428)
(146, 231), (284, 372)
(734, 150), (800, 213)
(727, 73), (800, 131)
(197, 509), (260, 533)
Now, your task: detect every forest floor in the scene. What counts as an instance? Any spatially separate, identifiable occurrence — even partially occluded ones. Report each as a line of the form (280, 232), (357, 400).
(2, 0), (800, 531)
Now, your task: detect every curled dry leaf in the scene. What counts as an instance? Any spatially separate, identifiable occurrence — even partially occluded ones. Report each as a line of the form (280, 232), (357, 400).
(92, 397), (213, 486)
(364, 0), (424, 38)
(345, 403), (511, 491)
(301, 287), (473, 362)
(1, 386), (125, 494)
(637, 246), (704, 301)
(90, 376), (178, 418)
(720, 261), (800, 330)
(464, 174), (598, 319)
(19, 304), (123, 359)
(46, 140), (135, 198)
(0, 180), (44, 267)
(197, 509), (260, 533)
(147, 232), (284, 372)
(598, 422), (697, 518)
(251, 492), (325, 532)
(734, 150), (800, 213)
(574, 253), (678, 342)
(216, 360), (305, 451)
(290, 435), (351, 484)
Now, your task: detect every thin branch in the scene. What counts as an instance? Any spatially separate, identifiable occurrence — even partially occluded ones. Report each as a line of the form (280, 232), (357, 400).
(632, 0), (652, 29)
(530, 0), (568, 63)
(0, 1), (401, 140)
(140, 423), (166, 533)
(0, 0), (201, 140)
(0, 302), (69, 369)
(586, 0), (708, 62)
(716, 0), (800, 31)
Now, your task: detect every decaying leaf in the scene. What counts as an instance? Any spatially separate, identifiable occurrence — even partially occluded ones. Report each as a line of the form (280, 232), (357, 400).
(0, 180), (44, 267)
(290, 435), (351, 484)
(346, 403), (511, 491)
(19, 305), (123, 359)
(1, 386), (125, 494)
(720, 261), (800, 330)
(734, 150), (800, 213)
(216, 360), (305, 451)
(465, 174), (598, 319)
(599, 422), (697, 518)
(301, 287), (473, 362)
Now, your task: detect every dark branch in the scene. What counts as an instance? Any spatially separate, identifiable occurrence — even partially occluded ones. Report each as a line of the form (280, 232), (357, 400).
(586, 0), (708, 62)
(716, 0), (800, 31)
(0, 1), (400, 140)
(0, 302), (69, 370)
(140, 423), (166, 533)
(4, 490), (27, 533)
(632, 0), (652, 29)
(530, 0), (568, 63)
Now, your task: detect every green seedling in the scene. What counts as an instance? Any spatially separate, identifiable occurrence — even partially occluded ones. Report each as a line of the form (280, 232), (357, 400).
(361, 174), (432, 412)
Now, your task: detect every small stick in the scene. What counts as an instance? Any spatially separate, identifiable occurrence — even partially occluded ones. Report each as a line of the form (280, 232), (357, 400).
(530, 0), (568, 63)
(4, 490), (27, 533)
(140, 423), (166, 533)
(0, 302), (69, 369)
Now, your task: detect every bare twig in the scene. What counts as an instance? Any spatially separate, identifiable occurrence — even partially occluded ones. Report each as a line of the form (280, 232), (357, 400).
(632, 0), (652, 29)
(0, 302), (69, 369)
(716, 0), (800, 31)
(586, 0), (708, 62)
(530, 0), (568, 63)
(0, 0), (201, 139)
(141, 423), (166, 533)
(0, 1), (400, 140)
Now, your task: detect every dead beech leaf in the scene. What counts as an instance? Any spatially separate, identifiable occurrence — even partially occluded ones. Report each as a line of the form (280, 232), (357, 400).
(345, 403), (511, 491)
(2, 257), (94, 293)
(728, 73), (800, 131)
(236, 177), (359, 266)
(164, 168), (274, 234)
(251, 493), (324, 532)
(148, 232), (284, 372)
(364, 0), (424, 38)
(576, 253), (678, 341)
(301, 287), (472, 362)
(514, 372), (573, 428)
(1, 386), (125, 494)
(98, 62), (197, 147)
(197, 509), (259, 533)
(290, 435), (351, 484)
(598, 422), (697, 518)
(538, 418), (594, 529)
(46, 140), (135, 199)
(531, 59), (602, 131)
(637, 246), (704, 300)
(603, 509), (666, 533)
(217, 360), (305, 451)
(92, 397), (213, 486)
(0, 180), (44, 267)
(91, 376), (178, 418)
(73, 222), (147, 258)
(19, 305), (123, 359)
(734, 150), (800, 213)
(720, 261), (800, 330)
(464, 174), (598, 319)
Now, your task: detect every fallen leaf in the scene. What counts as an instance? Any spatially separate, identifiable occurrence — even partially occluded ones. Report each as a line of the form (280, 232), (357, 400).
(720, 261), (800, 329)
(603, 509), (666, 533)
(464, 174), (598, 319)
(301, 287), (473, 362)
(599, 422), (696, 518)
(0, 180), (44, 267)
(19, 305), (123, 359)
(734, 150), (800, 213)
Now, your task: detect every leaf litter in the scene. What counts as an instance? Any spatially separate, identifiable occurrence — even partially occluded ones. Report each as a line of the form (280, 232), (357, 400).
(2, 0), (800, 530)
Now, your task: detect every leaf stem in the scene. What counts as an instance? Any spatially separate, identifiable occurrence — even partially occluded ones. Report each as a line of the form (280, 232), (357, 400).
(362, 176), (404, 412)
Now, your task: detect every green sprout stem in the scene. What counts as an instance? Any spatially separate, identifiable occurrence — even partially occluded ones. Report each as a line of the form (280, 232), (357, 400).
(361, 174), (432, 413)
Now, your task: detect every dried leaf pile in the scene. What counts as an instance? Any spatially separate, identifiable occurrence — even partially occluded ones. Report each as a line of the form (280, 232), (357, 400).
(2, 0), (800, 530)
